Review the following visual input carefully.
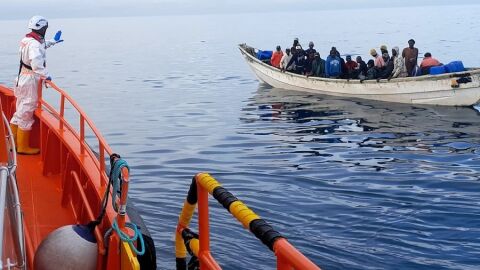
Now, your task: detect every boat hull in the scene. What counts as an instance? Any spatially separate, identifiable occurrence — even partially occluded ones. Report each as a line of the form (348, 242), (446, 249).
(239, 45), (480, 106)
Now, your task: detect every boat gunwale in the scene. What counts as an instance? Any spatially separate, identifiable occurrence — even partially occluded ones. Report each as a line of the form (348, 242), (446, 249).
(239, 43), (480, 85)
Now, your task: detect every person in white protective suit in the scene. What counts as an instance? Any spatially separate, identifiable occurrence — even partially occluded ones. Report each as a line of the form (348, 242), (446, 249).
(10, 16), (63, 154)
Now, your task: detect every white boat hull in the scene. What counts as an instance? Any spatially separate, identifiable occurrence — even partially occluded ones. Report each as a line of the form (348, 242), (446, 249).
(239, 45), (480, 106)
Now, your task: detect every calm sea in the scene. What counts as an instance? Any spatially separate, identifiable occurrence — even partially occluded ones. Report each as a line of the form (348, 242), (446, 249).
(1, 5), (480, 270)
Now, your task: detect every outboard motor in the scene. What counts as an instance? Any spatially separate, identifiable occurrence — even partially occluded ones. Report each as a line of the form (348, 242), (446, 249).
(34, 225), (97, 270)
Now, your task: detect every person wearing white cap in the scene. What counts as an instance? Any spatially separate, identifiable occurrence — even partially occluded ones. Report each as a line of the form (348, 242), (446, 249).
(380, 45), (390, 61)
(10, 15), (63, 154)
(370, 48), (385, 69)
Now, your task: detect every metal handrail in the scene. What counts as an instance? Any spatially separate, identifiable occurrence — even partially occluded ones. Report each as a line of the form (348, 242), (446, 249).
(0, 167), (8, 268)
(1, 113), (26, 269)
(3, 114), (17, 174)
(7, 173), (26, 269)
(37, 80), (113, 186)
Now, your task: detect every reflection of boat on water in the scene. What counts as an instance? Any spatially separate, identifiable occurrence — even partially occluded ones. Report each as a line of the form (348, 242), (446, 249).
(250, 87), (480, 130)
(240, 86), (480, 172)
(239, 44), (480, 106)
(246, 87), (480, 150)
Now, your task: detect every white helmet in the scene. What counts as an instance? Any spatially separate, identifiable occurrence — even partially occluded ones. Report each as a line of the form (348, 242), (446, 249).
(28, 16), (48, 30)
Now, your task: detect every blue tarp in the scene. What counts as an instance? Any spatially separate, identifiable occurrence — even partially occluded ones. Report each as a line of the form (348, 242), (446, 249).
(256, 50), (273, 61)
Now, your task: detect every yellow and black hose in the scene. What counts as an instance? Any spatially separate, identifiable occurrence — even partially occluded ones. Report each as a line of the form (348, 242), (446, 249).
(176, 173), (285, 270)
(211, 185), (283, 251)
(176, 177), (198, 270)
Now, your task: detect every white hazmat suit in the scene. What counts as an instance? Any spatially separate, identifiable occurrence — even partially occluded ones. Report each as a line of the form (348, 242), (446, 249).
(10, 16), (61, 155)
(10, 33), (50, 130)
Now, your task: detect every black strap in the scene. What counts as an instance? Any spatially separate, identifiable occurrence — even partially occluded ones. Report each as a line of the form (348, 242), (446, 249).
(86, 153), (122, 231)
(16, 60), (33, 87)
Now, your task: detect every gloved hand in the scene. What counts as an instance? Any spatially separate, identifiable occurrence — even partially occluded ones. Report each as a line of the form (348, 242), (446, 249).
(53, 30), (63, 43)
(45, 30), (64, 48)
(45, 76), (52, 81)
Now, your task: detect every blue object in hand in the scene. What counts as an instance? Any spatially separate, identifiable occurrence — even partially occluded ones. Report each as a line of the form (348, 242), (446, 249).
(46, 76), (52, 81)
(53, 30), (63, 43)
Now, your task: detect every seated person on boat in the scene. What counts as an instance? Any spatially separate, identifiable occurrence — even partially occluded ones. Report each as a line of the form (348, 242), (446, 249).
(420, 52), (442, 75)
(325, 49), (343, 78)
(286, 46), (306, 75)
(378, 52), (394, 80)
(380, 45), (390, 63)
(305, 41), (316, 56)
(370, 48), (385, 70)
(270, 45), (283, 68)
(307, 52), (326, 77)
(355, 56), (368, 80)
(280, 48), (294, 72)
(389, 46), (408, 79)
(345, 55), (358, 79)
(365, 60), (378, 80)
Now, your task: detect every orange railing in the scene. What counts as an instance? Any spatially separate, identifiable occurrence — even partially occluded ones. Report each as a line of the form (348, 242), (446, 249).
(37, 80), (113, 186)
(176, 173), (321, 270)
(31, 80), (137, 269)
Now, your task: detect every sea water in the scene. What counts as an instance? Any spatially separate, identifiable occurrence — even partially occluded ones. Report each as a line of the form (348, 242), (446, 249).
(0, 5), (479, 269)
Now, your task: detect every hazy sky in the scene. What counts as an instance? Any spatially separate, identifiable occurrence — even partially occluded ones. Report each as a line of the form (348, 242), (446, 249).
(2, 0), (479, 20)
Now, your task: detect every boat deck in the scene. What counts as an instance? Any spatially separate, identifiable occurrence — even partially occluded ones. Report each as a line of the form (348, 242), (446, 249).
(16, 154), (75, 250)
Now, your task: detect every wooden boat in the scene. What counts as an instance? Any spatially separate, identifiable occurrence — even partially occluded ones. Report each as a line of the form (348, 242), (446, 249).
(0, 80), (320, 269)
(239, 44), (480, 106)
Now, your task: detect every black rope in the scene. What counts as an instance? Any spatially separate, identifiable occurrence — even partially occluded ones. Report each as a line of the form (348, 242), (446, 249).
(181, 228), (200, 270)
(16, 61), (22, 88)
(187, 257), (199, 270)
(16, 60), (32, 87)
(86, 153), (121, 231)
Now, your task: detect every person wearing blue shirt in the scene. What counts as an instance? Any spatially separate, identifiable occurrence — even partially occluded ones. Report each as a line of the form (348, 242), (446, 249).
(325, 49), (342, 78)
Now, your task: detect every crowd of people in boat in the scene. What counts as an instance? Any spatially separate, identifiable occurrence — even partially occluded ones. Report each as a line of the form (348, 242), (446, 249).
(265, 38), (448, 81)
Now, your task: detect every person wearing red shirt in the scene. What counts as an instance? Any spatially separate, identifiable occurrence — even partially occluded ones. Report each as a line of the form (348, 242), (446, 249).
(270, 45), (284, 68)
(420, 52), (441, 75)
(345, 55), (358, 78)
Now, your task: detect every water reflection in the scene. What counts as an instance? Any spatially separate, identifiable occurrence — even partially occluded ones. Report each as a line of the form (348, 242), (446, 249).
(243, 86), (480, 156)
(237, 86), (480, 269)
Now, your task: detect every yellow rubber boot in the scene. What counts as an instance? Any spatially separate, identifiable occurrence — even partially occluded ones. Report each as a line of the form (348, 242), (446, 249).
(17, 129), (39, 155)
(9, 124), (17, 142)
